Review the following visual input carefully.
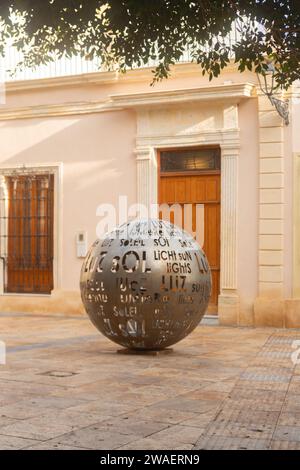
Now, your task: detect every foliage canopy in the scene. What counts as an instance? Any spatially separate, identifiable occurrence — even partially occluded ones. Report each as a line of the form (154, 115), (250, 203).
(0, 1), (299, 87)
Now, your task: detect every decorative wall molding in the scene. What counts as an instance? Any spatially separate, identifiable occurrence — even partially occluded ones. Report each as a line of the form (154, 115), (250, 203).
(0, 99), (114, 121)
(110, 83), (256, 109)
(136, 129), (240, 150)
(4, 61), (248, 93)
(5, 70), (118, 93)
(0, 82), (256, 121)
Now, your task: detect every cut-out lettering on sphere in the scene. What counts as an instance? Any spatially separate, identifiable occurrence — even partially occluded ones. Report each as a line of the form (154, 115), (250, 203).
(80, 219), (211, 350)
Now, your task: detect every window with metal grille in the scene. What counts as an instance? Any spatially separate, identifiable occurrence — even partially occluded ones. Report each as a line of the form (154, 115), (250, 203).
(0, 172), (54, 294)
(160, 148), (221, 173)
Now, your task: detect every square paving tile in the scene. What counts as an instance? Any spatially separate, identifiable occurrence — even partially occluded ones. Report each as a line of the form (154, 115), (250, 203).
(273, 425), (300, 442)
(0, 434), (41, 450)
(195, 435), (270, 450)
(270, 440), (300, 450)
(51, 427), (139, 450)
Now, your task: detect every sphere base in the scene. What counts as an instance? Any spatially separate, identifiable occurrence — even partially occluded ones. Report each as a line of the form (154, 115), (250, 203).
(117, 347), (174, 356)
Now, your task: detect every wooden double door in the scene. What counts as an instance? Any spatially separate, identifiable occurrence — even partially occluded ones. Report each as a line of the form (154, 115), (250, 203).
(159, 172), (221, 310)
(3, 173), (54, 294)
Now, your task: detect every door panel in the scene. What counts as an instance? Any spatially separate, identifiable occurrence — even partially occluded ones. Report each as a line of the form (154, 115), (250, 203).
(205, 179), (219, 201)
(174, 179), (187, 202)
(159, 173), (220, 309)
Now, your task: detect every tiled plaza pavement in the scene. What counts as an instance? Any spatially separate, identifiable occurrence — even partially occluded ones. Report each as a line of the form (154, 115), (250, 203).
(0, 312), (300, 450)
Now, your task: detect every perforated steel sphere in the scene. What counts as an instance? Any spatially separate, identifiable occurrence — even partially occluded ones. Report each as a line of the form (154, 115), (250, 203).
(80, 219), (211, 350)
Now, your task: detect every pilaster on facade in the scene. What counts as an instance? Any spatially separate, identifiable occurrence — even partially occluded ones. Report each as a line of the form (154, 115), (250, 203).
(219, 147), (238, 291)
(257, 92), (285, 300)
(218, 145), (239, 325)
(293, 152), (300, 298)
(135, 147), (158, 213)
(254, 83), (300, 328)
(291, 81), (300, 301)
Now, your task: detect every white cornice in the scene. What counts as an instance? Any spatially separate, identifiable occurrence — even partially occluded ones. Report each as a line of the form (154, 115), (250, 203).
(0, 82), (256, 121)
(0, 99), (119, 120)
(136, 129), (240, 150)
(5, 71), (119, 93)
(109, 83), (256, 109)
(4, 61), (244, 93)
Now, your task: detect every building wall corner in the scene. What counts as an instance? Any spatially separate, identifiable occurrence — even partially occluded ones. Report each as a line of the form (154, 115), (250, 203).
(0, 290), (85, 316)
(254, 297), (285, 328)
(254, 297), (300, 328)
(50, 289), (85, 315)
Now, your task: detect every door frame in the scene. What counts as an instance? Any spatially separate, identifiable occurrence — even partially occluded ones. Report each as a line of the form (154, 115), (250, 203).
(0, 162), (63, 296)
(157, 146), (221, 309)
(135, 130), (240, 320)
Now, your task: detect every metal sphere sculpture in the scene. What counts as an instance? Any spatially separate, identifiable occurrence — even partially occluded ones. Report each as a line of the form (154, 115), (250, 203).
(80, 219), (211, 350)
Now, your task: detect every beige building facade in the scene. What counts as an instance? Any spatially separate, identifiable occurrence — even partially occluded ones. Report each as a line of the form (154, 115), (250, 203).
(0, 63), (299, 327)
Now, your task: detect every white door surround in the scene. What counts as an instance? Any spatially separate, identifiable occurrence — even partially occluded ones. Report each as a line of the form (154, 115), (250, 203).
(109, 83), (256, 323)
